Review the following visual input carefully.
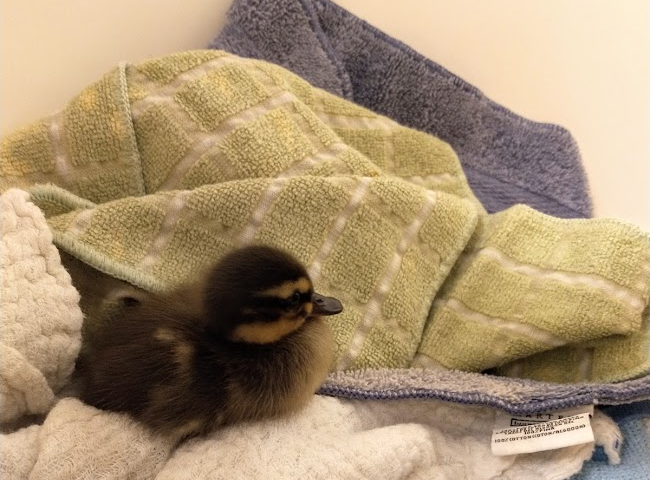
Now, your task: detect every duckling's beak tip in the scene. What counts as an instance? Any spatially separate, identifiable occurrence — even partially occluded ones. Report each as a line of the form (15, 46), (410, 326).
(311, 293), (343, 316)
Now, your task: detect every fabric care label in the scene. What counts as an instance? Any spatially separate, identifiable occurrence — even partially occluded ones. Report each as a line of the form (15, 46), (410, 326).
(491, 405), (594, 456)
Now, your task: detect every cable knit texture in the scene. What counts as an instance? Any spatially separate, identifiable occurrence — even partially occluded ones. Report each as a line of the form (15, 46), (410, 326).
(0, 189), (82, 423)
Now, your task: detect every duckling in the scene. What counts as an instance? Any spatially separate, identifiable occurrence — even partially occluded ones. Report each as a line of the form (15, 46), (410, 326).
(78, 245), (342, 440)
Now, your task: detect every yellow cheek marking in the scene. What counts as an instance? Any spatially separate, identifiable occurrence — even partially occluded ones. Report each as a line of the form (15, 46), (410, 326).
(231, 317), (305, 344)
(304, 302), (313, 315)
(261, 277), (311, 298)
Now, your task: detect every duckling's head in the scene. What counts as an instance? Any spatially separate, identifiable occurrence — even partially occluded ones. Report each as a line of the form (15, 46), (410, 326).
(203, 245), (342, 344)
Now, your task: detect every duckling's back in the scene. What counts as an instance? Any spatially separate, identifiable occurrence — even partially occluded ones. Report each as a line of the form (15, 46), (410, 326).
(80, 279), (334, 440)
(79, 287), (219, 437)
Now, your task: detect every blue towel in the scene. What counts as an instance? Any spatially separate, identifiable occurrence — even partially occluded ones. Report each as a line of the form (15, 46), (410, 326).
(209, 0), (593, 218)
(572, 401), (650, 480)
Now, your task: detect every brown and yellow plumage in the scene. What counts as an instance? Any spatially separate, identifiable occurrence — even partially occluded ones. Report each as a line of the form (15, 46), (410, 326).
(77, 245), (341, 440)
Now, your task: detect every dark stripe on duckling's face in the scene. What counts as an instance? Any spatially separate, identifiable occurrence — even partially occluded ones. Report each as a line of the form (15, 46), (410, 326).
(261, 278), (312, 301)
(230, 277), (315, 344)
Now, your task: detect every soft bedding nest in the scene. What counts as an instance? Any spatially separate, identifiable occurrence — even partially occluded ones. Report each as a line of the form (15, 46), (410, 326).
(0, 190), (630, 477)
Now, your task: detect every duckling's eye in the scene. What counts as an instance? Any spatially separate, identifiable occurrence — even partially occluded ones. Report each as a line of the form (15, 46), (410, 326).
(287, 291), (302, 309)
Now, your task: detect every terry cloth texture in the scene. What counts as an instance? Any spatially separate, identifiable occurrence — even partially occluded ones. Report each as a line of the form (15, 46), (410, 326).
(0, 189), (82, 424)
(0, 395), (607, 480)
(319, 369), (650, 415)
(1, 51), (648, 384)
(209, 0), (593, 218)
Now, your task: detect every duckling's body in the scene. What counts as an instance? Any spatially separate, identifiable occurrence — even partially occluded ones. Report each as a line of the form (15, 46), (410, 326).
(79, 246), (340, 439)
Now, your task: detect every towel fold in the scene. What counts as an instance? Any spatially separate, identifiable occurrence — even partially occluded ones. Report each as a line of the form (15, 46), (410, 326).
(1, 50), (647, 383)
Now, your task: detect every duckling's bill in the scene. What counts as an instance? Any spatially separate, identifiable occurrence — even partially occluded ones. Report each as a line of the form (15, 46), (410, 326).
(311, 293), (343, 316)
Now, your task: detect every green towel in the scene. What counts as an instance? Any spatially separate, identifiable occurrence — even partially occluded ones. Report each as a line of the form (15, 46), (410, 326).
(1, 50), (648, 383)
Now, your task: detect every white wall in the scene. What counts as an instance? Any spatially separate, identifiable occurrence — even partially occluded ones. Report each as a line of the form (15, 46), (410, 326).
(2, 0), (648, 229)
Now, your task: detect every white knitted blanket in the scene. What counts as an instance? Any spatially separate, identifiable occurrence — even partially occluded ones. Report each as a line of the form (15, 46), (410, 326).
(0, 189), (82, 424)
(0, 188), (605, 479)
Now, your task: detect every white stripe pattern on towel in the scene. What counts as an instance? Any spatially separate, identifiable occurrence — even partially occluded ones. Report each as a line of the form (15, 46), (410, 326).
(338, 191), (438, 369)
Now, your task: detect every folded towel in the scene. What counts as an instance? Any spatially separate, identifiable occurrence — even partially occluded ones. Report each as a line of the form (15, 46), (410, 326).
(210, 0), (592, 219)
(320, 369), (650, 415)
(0, 51), (647, 384)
